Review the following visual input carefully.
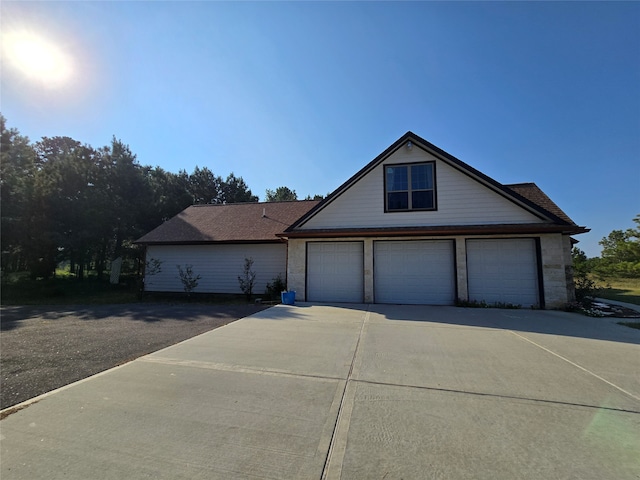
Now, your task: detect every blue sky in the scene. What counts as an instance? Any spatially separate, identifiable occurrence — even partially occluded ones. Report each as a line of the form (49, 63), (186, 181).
(1, 1), (638, 257)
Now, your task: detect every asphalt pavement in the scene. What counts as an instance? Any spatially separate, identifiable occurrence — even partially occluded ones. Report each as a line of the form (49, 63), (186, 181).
(1, 304), (639, 479)
(0, 303), (268, 409)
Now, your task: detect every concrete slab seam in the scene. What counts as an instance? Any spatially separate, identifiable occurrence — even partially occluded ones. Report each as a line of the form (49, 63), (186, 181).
(349, 378), (640, 414)
(508, 330), (640, 403)
(306, 380), (348, 480)
(321, 308), (370, 480)
(139, 356), (344, 383)
(323, 383), (358, 480)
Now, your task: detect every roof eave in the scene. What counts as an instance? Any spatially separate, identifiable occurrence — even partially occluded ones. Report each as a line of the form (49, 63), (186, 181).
(279, 224), (590, 239)
(134, 238), (287, 246)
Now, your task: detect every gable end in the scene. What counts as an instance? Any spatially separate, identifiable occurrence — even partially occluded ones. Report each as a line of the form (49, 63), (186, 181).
(287, 132), (571, 231)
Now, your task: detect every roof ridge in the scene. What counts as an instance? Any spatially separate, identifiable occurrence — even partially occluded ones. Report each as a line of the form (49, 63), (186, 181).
(504, 182), (536, 187)
(190, 199), (320, 208)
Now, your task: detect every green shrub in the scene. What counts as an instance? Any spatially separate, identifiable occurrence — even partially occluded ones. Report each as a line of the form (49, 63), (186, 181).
(176, 264), (201, 295)
(594, 261), (640, 278)
(237, 257), (257, 302)
(265, 273), (286, 300)
(455, 299), (521, 309)
(574, 273), (600, 307)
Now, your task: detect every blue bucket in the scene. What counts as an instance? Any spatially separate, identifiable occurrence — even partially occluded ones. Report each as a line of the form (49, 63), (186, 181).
(281, 291), (296, 305)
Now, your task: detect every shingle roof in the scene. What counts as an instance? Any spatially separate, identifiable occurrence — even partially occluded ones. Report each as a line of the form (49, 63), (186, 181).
(504, 183), (576, 225)
(135, 200), (320, 244)
(137, 134), (588, 244)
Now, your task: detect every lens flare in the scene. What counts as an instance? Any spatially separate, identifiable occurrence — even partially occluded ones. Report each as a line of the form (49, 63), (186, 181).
(2, 31), (73, 88)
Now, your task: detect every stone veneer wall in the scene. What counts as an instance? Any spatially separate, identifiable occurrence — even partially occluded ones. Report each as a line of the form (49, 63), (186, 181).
(563, 235), (576, 303)
(286, 239), (307, 301)
(540, 233), (572, 308)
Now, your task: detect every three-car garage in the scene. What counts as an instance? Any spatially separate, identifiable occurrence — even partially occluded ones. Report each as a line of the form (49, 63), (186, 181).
(304, 238), (541, 307)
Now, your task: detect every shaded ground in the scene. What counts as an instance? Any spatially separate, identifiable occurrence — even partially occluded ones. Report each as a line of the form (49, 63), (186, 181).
(596, 277), (640, 306)
(598, 288), (640, 306)
(0, 303), (269, 410)
(591, 300), (640, 319)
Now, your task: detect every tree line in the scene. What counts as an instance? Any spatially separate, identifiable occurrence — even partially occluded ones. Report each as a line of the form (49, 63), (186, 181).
(573, 214), (640, 279)
(1, 115), (263, 280)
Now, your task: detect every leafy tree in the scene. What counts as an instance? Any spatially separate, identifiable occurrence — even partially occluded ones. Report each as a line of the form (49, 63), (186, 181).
(222, 173), (258, 203)
(238, 257), (257, 301)
(0, 114), (263, 283)
(33, 136), (104, 279)
(188, 166), (223, 204)
(571, 247), (600, 306)
(265, 273), (286, 300)
(176, 264), (201, 295)
(304, 193), (325, 200)
(141, 167), (192, 229)
(571, 247), (589, 276)
(265, 186), (297, 202)
(146, 258), (163, 276)
(0, 115), (38, 273)
(599, 215), (640, 263)
(184, 168), (257, 205)
(596, 215), (640, 278)
(142, 258), (163, 292)
(97, 138), (152, 271)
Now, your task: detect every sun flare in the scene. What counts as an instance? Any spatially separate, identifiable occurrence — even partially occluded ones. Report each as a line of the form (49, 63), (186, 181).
(2, 31), (72, 88)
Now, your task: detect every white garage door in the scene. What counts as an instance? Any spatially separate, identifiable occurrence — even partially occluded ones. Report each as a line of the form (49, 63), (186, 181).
(307, 242), (364, 303)
(374, 240), (455, 305)
(467, 238), (539, 307)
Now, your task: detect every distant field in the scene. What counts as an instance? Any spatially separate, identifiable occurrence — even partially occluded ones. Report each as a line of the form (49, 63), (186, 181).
(596, 277), (640, 305)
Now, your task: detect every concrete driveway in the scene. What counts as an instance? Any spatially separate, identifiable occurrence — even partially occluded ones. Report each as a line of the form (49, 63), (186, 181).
(1, 304), (639, 479)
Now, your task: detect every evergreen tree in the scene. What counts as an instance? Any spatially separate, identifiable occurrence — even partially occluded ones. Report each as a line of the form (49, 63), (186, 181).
(265, 186), (297, 202)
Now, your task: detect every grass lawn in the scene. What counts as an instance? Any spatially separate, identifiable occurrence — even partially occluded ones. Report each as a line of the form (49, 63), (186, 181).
(1, 274), (273, 306)
(596, 277), (640, 305)
(1, 277), (139, 305)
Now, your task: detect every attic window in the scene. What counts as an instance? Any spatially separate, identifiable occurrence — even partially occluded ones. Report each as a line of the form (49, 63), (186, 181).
(385, 162), (436, 212)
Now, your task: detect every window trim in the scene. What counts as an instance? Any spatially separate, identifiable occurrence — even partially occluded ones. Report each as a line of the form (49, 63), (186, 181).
(383, 161), (437, 212)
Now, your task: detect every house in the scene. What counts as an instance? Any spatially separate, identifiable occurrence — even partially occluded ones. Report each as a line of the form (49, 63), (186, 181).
(136, 132), (588, 308)
(135, 200), (319, 294)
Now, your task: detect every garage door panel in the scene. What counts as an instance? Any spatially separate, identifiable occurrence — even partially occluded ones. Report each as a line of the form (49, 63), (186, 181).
(307, 242), (364, 303)
(374, 240), (455, 305)
(467, 239), (539, 307)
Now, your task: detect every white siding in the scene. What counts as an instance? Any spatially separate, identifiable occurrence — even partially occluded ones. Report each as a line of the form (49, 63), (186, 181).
(144, 244), (286, 294)
(300, 148), (543, 229)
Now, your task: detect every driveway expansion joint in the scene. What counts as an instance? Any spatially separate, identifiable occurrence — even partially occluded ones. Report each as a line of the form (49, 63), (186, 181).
(508, 330), (640, 403)
(349, 378), (640, 415)
(139, 356), (345, 383)
(321, 308), (370, 480)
